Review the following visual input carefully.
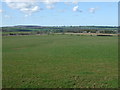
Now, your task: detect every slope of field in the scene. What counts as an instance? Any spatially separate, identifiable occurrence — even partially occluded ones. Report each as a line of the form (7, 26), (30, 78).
(2, 35), (118, 88)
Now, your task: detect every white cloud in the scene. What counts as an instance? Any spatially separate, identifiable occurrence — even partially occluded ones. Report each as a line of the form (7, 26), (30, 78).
(3, 0), (36, 2)
(89, 8), (97, 13)
(43, 0), (60, 4)
(4, 0), (40, 15)
(72, 0), (79, 4)
(73, 5), (82, 12)
(3, 0), (59, 13)
(2, 0), (120, 2)
(0, 9), (3, 13)
(43, 0), (60, 9)
(3, 0), (60, 3)
(73, 5), (78, 11)
(20, 5), (40, 15)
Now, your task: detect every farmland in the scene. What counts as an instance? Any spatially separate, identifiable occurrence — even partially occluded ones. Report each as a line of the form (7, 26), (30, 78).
(2, 26), (118, 36)
(2, 34), (118, 88)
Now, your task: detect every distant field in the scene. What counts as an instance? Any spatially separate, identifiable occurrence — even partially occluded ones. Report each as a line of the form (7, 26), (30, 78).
(2, 34), (118, 88)
(2, 32), (32, 34)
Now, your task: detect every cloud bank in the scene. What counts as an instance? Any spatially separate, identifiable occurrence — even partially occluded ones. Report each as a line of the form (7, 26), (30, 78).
(2, 0), (99, 16)
(4, 1), (40, 15)
(3, 0), (61, 15)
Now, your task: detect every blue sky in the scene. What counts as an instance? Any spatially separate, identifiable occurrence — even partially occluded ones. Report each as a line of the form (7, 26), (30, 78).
(0, 1), (118, 26)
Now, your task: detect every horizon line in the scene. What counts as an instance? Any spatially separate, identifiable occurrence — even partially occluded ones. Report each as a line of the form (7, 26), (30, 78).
(1, 25), (118, 27)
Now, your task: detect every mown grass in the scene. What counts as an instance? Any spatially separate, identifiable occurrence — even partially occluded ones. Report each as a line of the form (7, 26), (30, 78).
(2, 34), (118, 88)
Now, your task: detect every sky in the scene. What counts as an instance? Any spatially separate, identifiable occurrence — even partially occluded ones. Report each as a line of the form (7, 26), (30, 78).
(0, 0), (118, 27)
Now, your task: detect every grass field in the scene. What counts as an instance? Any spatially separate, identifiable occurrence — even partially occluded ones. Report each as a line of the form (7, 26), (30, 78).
(2, 34), (118, 88)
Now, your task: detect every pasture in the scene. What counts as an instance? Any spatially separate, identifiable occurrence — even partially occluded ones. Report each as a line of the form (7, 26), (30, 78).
(2, 34), (118, 88)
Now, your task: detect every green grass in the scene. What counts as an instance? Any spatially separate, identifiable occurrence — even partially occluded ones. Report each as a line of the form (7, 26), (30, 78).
(2, 34), (118, 88)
